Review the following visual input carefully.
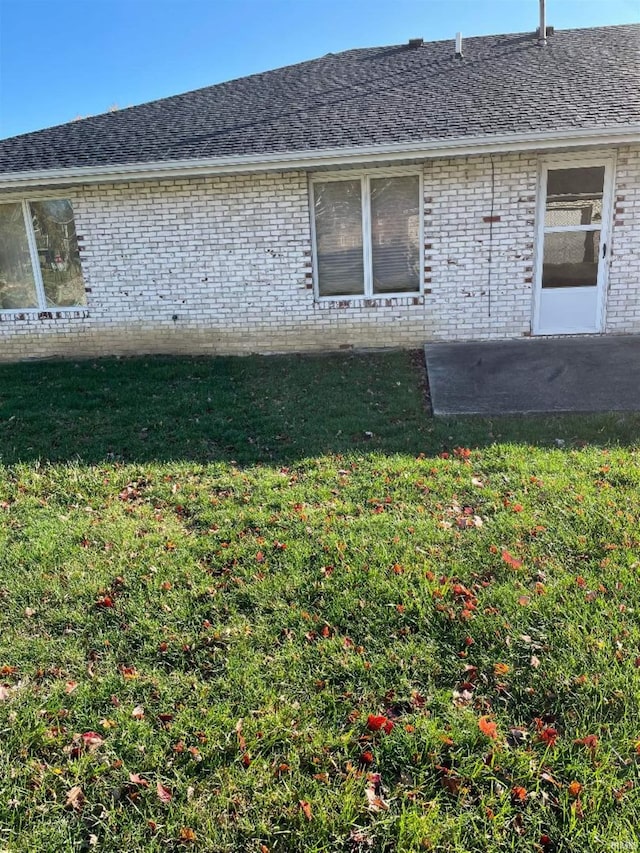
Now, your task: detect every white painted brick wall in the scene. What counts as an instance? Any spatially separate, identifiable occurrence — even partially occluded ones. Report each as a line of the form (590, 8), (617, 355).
(0, 145), (637, 361)
(606, 145), (640, 333)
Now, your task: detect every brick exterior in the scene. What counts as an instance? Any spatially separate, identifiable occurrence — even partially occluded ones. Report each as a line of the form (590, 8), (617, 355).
(604, 145), (640, 333)
(0, 145), (638, 361)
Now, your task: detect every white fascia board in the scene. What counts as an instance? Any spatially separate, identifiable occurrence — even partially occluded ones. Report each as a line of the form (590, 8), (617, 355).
(0, 125), (638, 190)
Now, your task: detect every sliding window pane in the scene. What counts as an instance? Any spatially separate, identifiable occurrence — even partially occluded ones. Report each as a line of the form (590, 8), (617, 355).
(545, 166), (604, 227)
(314, 181), (364, 297)
(370, 176), (420, 294)
(30, 200), (86, 307)
(0, 203), (38, 310)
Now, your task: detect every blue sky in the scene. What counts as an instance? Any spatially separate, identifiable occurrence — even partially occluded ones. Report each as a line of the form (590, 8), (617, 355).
(0, 0), (637, 140)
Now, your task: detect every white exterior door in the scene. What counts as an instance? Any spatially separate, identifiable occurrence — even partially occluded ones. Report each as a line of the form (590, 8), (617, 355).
(533, 157), (614, 335)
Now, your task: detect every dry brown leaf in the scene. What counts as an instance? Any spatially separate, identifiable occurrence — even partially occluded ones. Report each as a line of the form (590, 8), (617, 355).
(365, 787), (389, 811)
(235, 718), (247, 752)
(568, 781), (583, 798)
(156, 781), (172, 803)
(299, 800), (313, 821)
(478, 715), (498, 740)
(65, 785), (85, 811)
(365, 773), (389, 812)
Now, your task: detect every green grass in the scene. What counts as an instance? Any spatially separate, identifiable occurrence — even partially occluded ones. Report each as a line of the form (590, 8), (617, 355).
(1, 351), (640, 852)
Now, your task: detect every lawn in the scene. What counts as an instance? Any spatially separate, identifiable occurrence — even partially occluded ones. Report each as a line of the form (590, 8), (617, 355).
(1, 350), (640, 852)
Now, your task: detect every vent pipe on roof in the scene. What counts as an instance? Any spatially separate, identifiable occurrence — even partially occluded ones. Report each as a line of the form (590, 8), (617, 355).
(538, 0), (547, 45)
(455, 32), (463, 57)
(407, 38), (423, 48)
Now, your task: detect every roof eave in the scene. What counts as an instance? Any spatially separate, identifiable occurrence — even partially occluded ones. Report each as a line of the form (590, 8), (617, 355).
(1, 125), (639, 190)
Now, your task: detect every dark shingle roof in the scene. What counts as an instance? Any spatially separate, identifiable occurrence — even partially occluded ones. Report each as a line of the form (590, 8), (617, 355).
(1, 24), (638, 175)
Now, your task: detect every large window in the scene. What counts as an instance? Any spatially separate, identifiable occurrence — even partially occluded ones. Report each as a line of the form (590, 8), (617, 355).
(311, 172), (421, 298)
(0, 199), (86, 310)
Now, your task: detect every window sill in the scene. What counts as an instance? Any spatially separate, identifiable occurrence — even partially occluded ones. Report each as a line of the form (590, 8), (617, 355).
(0, 308), (90, 322)
(315, 294), (425, 309)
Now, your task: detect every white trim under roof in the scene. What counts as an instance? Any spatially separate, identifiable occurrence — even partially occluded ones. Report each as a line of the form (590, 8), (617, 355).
(0, 125), (639, 189)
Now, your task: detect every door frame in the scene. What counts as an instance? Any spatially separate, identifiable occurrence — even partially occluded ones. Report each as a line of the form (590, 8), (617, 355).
(531, 152), (616, 336)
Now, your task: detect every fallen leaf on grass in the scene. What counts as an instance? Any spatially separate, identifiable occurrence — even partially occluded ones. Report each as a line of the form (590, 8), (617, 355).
(568, 781), (583, 798)
(120, 665), (138, 680)
(81, 732), (104, 751)
(65, 785), (85, 811)
(365, 774), (389, 812)
(156, 781), (172, 803)
(236, 717), (251, 767)
(65, 681), (78, 694)
(129, 773), (149, 787)
(179, 827), (196, 842)
(537, 727), (559, 748)
(235, 718), (247, 752)
(501, 550), (523, 569)
(574, 734), (598, 752)
(613, 780), (634, 801)
(131, 705), (145, 720)
(366, 714), (394, 734)
(437, 766), (463, 796)
(507, 727), (528, 747)
(0, 685), (11, 701)
(478, 716), (498, 740)
(540, 771), (560, 787)
(453, 447), (471, 460)
(299, 800), (313, 821)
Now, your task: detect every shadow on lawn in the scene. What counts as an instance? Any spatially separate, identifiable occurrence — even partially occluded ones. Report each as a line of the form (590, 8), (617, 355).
(0, 351), (639, 466)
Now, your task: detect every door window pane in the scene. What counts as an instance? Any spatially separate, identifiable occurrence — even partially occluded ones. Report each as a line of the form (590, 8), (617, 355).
(314, 181), (364, 296)
(370, 176), (420, 294)
(545, 166), (604, 227)
(542, 230), (600, 288)
(30, 200), (86, 307)
(0, 203), (38, 309)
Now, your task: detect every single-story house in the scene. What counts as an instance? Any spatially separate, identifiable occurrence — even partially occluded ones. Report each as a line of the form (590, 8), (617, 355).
(0, 23), (638, 361)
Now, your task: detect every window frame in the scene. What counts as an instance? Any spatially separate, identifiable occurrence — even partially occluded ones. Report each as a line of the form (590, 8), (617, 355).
(0, 195), (86, 314)
(309, 167), (424, 301)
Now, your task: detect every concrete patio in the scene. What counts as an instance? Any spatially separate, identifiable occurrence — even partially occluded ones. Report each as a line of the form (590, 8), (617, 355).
(424, 336), (640, 416)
